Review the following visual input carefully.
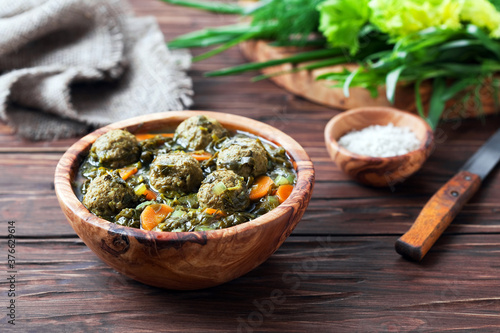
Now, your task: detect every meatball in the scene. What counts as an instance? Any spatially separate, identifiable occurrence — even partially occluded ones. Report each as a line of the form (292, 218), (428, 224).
(175, 115), (228, 150)
(83, 173), (136, 218)
(91, 129), (141, 168)
(217, 137), (268, 178)
(149, 151), (203, 195)
(198, 170), (250, 212)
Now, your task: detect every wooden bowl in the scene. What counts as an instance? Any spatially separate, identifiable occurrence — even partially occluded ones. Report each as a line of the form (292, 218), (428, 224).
(324, 107), (434, 187)
(54, 111), (315, 290)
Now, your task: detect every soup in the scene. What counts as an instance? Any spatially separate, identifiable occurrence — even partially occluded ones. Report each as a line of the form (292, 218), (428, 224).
(75, 115), (296, 232)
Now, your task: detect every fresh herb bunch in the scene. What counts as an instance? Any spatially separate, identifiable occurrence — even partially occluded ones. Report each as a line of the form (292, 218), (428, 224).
(161, 0), (500, 129)
(250, 0), (324, 44)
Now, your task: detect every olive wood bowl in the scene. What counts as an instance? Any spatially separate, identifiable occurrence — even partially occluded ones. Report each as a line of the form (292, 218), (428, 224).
(324, 107), (434, 187)
(55, 111), (315, 290)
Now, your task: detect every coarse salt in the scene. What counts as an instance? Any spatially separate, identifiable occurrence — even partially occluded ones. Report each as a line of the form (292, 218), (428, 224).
(338, 123), (421, 157)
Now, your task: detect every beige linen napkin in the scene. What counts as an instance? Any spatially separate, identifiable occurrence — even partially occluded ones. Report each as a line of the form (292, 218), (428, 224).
(0, 0), (193, 140)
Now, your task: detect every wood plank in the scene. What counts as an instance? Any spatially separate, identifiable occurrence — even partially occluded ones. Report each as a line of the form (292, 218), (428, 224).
(3, 235), (500, 331)
(0, 123), (77, 152)
(0, 195), (75, 237)
(1, 0), (500, 330)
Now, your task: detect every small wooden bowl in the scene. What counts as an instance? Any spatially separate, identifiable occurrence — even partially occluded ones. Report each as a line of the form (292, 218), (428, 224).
(324, 107), (434, 187)
(55, 111), (314, 290)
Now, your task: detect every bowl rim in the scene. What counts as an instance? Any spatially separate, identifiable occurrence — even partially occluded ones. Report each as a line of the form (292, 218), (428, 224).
(54, 110), (315, 242)
(324, 106), (434, 161)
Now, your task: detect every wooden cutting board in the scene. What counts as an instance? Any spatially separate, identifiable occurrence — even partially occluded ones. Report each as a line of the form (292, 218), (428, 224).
(240, 40), (498, 119)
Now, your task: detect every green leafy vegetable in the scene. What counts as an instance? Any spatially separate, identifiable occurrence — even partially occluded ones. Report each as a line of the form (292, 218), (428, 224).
(206, 48), (344, 77)
(161, 0), (500, 129)
(159, 0), (244, 14)
(167, 0), (325, 60)
(317, 0), (370, 54)
(460, 0), (500, 38)
(491, 0), (500, 10)
(212, 182), (227, 196)
(368, 0), (462, 40)
(250, 0), (324, 44)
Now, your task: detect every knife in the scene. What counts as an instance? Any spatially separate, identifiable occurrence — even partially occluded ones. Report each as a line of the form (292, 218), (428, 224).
(395, 128), (500, 261)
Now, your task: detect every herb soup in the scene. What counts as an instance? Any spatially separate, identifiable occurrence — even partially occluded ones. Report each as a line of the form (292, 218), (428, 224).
(75, 115), (296, 232)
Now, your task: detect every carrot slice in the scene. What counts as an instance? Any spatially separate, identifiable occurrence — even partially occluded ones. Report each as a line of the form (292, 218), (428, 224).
(144, 189), (157, 201)
(119, 166), (138, 180)
(191, 151), (213, 161)
(204, 208), (226, 217)
(249, 175), (274, 201)
(276, 184), (294, 203)
(141, 204), (174, 231)
(135, 133), (174, 141)
(204, 208), (217, 215)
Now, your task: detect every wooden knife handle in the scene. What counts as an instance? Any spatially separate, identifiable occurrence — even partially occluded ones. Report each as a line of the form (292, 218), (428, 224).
(395, 170), (481, 261)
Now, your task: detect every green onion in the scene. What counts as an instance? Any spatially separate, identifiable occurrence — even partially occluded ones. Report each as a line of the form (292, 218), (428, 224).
(267, 196), (280, 206)
(168, 24), (266, 49)
(196, 225), (215, 231)
(385, 65), (405, 104)
(170, 209), (185, 218)
(268, 39), (327, 47)
(134, 183), (147, 196)
(135, 200), (157, 210)
(251, 56), (351, 82)
(427, 77), (447, 128)
(414, 79), (425, 119)
(212, 182), (227, 196)
(274, 175), (290, 186)
(343, 67), (362, 98)
(169, 24), (254, 43)
(193, 29), (267, 62)
(159, 0), (244, 14)
(168, 35), (238, 49)
(162, 0), (500, 130)
(206, 48), (344, 77)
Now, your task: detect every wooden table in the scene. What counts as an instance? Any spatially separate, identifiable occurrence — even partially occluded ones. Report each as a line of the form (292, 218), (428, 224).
(2, 1), (500, 331)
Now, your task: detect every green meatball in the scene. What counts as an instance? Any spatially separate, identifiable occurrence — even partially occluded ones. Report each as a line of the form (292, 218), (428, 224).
(217, 137), (268, 178)
(197, 170), (250, 213)
(149, 151), (203, 195)
(91, 129), (141, 168)
(83, 173), (136, 218)
(175, 115), (228, 150)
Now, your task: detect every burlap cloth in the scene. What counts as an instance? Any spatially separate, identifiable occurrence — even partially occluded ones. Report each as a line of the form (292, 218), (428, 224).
(0, 0), (193, 140)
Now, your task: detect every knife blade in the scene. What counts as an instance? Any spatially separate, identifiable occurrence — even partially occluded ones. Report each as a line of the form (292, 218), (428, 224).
(395, 128), (500, 261)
